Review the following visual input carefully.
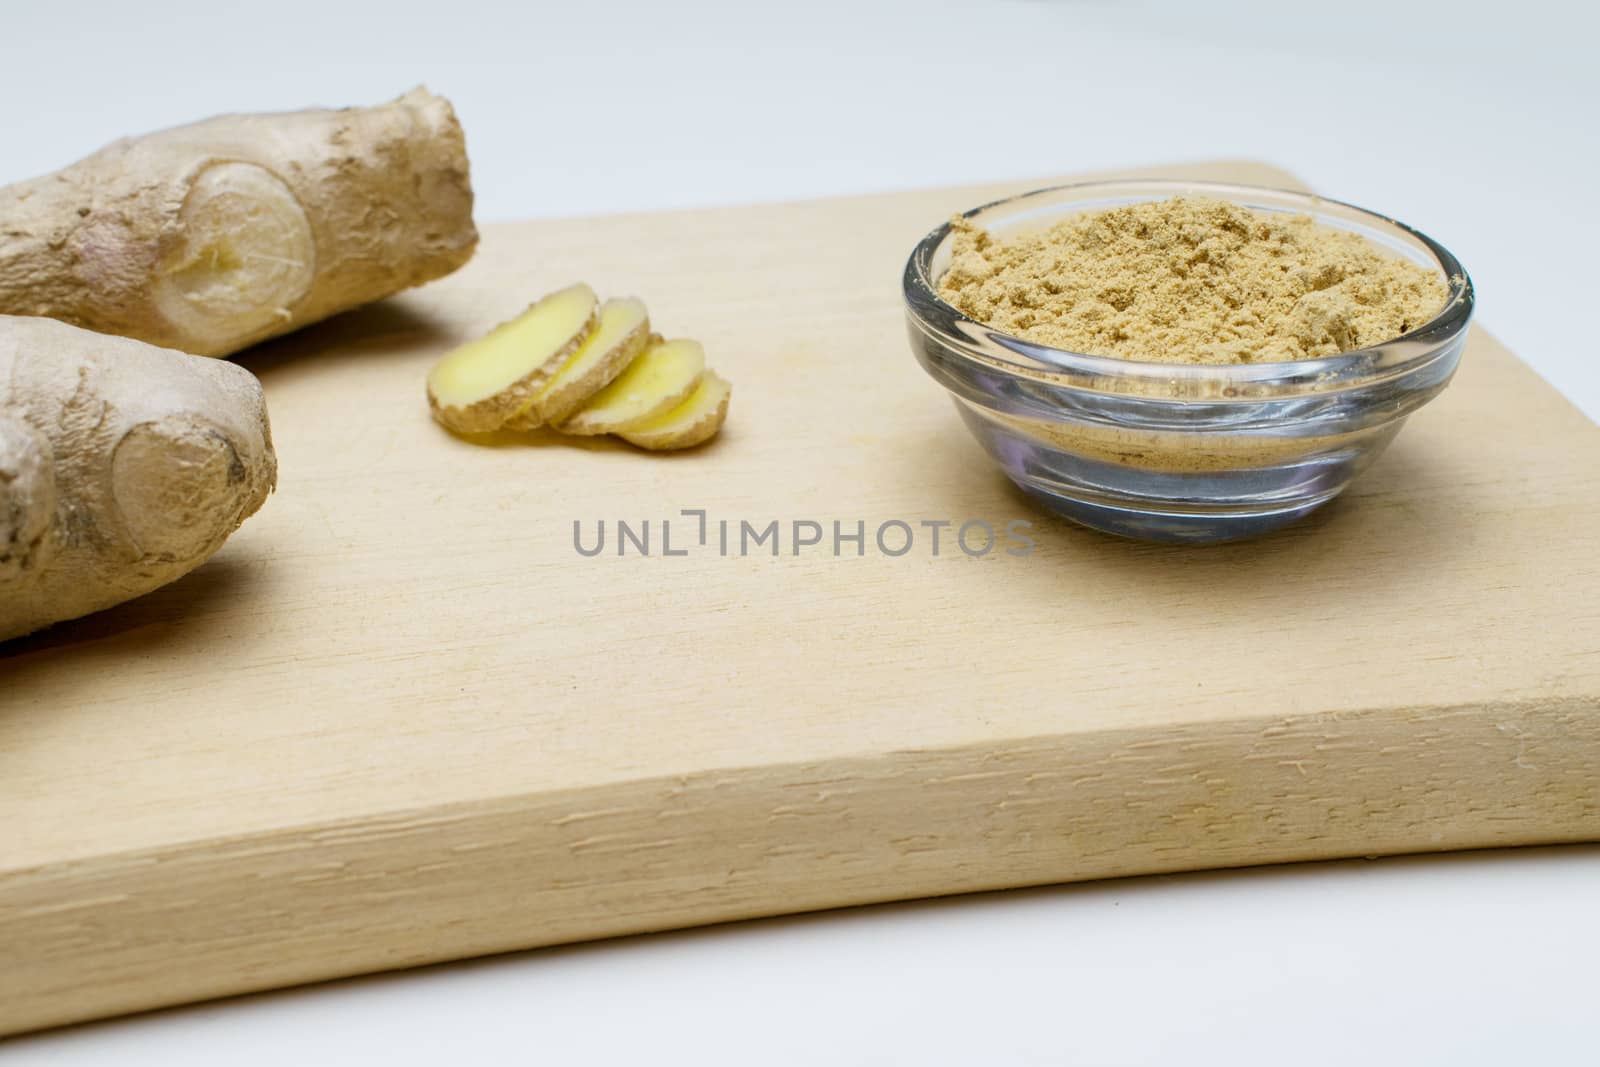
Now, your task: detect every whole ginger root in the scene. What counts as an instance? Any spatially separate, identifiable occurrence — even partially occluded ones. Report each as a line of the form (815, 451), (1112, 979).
(0, 88), (477, 358)
(1, 315), (276, 641)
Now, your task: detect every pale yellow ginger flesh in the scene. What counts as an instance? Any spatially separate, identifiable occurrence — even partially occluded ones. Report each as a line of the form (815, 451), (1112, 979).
(619, 372), (732, 451)
(425, 284), (731, 452)
(152, 163), (315, 351)
(561, 337), (706, 436)
(0, 315), (277, 641)
(505, 296), (650, 430)
(0, 88), (477, 358)
(426, 283), (598, 433)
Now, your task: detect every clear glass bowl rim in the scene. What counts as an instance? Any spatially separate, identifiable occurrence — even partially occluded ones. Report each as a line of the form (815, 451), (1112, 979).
(903, 179), (1475, 398)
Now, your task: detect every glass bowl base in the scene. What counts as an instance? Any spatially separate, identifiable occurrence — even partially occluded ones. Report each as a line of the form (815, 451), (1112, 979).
(1016, 482), (1337, 544)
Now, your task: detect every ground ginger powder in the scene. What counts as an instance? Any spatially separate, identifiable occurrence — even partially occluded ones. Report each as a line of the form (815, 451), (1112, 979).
(938, 197), (1448, 364)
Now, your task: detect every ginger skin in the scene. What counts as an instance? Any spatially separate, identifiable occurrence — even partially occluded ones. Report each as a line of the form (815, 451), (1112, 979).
(0, 315), (276, 641)
(0, 88), (477, 358)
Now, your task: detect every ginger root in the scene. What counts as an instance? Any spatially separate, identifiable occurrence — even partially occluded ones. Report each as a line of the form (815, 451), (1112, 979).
(426, 285), (730, 451)
(0, 88), (477, 358)
(0, 315), (276, 641)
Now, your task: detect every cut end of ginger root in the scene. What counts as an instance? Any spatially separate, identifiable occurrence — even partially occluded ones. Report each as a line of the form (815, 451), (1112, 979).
(426, 282), (598, 434)
(424, 284), (730, 452)
(151, 162), (316, 355)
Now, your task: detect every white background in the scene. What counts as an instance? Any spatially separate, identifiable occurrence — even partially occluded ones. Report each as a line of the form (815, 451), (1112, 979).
(6, 1), (1598, 1063)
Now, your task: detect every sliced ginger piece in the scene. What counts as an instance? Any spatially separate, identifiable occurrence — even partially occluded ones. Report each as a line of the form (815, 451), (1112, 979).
(618, 371), (731, 451)
(559, 337), (706, 436)
(426, 283), (597, 433)
(505, 297), (650, 430)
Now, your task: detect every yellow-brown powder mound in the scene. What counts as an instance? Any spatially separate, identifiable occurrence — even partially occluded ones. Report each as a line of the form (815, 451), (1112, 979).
(937, 197), (1448, 364)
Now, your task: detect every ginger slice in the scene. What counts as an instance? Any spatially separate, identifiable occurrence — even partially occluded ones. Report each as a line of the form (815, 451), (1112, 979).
(559, 337), (706, 437)
(426, 283), (597, 434)
(506, 297), (650, 430)
(618, 371), (731, 451)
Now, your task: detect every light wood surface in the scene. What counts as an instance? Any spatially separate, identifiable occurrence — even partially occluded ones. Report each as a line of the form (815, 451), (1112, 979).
(2, 161), (1597, 1036)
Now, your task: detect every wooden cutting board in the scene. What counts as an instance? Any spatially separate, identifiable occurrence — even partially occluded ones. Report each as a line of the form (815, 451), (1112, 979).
(3, 161), (1597, 1036)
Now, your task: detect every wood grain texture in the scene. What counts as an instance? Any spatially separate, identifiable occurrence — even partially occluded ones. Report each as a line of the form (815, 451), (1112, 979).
(2, 161), (1597, 1035)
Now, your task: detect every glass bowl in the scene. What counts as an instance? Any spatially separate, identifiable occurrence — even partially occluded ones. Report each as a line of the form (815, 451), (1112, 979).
(902, 180), (1474, 543)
